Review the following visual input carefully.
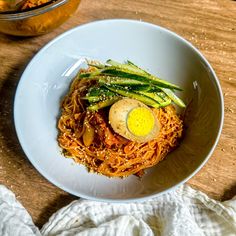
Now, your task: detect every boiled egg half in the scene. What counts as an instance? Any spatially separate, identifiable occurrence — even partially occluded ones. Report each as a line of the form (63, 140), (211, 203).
(109, 98), (160, 142)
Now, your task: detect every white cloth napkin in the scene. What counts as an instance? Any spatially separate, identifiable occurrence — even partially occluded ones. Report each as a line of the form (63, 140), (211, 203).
(0, 184), (236, 236)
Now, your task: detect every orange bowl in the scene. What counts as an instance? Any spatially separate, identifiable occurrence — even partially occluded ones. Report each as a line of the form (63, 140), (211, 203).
(0, 0), (81, 36)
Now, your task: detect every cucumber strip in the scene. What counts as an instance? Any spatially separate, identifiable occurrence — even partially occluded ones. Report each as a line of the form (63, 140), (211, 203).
(86, 59), (107, 69)
(155, 92), (172, 106)
(159, 98), (172, 107)
(87, 97), (120, 111)
(85, 95), (118, 103)
(80, 60), (185, 109)
(106, 59), (145, 75)
(104, 85), (160, 108)
(107, 61), (181, 90)
(79, 69), (102, 78)
(100, 67), (181, 90)
(82, 96), (101, 103)
(161, 88), (186, 108)
(98, 76), (149, 86)
(87, 87), (115, 96)
(127, 61), (184, 94)
(128, 85), (157, 91)
(136, 91), (171, 107)
(136, 91), (164, 104)
(126, 60), (148, 73)
(85, 87), (116, 102)
(119, 62), (185, 107)
(84, 61), (181, 90)
(86, 87), (101, 96)
(156, 91), (167, 99)
(79, 72), (94, 78)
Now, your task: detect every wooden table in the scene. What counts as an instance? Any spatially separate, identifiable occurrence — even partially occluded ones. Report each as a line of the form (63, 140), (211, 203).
(0, 0), (235, 228)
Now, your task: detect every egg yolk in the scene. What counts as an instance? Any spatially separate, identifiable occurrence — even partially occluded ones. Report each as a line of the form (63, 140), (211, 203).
(127, 107), (155, 137)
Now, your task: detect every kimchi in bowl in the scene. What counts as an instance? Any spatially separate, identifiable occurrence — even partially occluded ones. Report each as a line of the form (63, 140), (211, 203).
(0, 0), (80, 36)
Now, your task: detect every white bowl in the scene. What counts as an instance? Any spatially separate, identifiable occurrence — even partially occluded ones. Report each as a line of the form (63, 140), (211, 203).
(14, 19), (224, 202)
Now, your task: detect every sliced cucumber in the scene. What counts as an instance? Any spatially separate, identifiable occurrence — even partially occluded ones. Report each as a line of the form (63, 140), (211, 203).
(84, 87), (116, 103)
(98, 76), (149, 86)
(104, 85), (160, 108)
(106, 59), (145, 75)
(87, 97), (120, 111)
(100, 67), (181, 90)
(161, 88), (186, 108)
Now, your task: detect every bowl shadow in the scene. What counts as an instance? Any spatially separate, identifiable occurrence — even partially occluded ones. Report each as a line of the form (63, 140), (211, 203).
(0, 60), (30, 164)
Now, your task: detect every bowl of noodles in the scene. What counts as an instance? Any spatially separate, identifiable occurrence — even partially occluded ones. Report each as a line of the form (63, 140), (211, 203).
(14, 19), (224, 201)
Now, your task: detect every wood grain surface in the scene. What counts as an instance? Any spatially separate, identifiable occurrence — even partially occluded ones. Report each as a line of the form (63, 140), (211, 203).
(0, 0), (235, 228)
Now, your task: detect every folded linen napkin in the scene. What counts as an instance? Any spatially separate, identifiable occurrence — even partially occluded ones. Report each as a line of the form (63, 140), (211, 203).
(0, 184), (236, 236)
